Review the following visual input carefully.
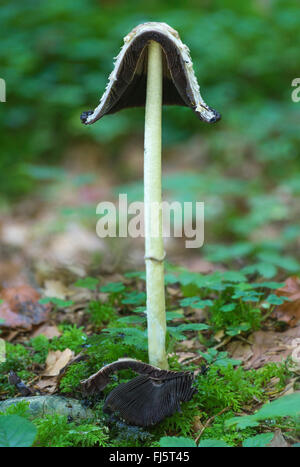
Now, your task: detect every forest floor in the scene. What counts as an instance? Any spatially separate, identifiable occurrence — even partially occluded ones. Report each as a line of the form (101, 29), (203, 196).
(0, 160), (300, 448)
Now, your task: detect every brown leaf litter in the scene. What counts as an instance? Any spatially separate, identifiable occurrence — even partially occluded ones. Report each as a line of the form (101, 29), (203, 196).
(274, 276), (300, 326)
(43, 349), (74, 377)
(227, 326), (300, 370)
(0, 284), (51, 330)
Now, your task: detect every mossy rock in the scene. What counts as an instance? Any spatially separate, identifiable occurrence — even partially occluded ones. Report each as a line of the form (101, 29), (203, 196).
(0, 396), (94, 420)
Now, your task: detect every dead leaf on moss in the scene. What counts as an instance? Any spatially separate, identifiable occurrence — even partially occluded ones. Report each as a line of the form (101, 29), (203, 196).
(31, 323), (61, 339)
(43, 280), (70, 300)
(226, 339), (253, 364)
(267, 430), (289, 447)
(175, 352), (198, 363)
(227, 327), (300, 369)
(274, 276), (300, 326)
(43, 349), (74, 377)
(214, 330), (225, 343)
(0, 284), (51, 330)
(179, 256), (217, 274)
(35, 378), (58, 394)
(192, 415), (204, 433)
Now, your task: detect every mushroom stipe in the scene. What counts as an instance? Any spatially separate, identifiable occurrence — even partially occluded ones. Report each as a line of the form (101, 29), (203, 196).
(81, 358), (197, 427)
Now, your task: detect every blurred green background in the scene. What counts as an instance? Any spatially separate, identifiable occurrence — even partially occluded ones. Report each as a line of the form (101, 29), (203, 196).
(0, 0), (299, 272)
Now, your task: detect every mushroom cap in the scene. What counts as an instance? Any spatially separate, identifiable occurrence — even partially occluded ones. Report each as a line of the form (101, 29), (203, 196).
(81, 22), (221, 125)
(104, 373), (196, 427)
(80, 358), (197, 426)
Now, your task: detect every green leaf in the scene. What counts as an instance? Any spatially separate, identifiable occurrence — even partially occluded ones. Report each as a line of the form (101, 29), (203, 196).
(220, 303), (236, 312)
(242, 433), (274, 447)
(232, 289), (262, 302)
(256, 392), (300, 419)
(0, 415), (37, 447)
(226, 416), (259, 430)
(124, 271), (146, 280)
(121, 291), (146, 305)
(243, 263), (277, 278)
(198, 438), (230, 447)
(39, 297), (74, 307)
(222, 271), (246, 283)
(166, 310), (184, 321)
(265, 294), (290, 305)
(214, 357), (241, 367)
(117, 315), (145, 324)
(103, 327), (147, 350)
(176, 323), (210, 332)
(164, 273), (178, 284)
(199, 349), (241, 367)
(226, 393), (300, 429)
(74, 277), (99, 290)
(168, 323), (209, 341)
(159, 436), (197, 447)
(205, 243), (253, 262)
(132, 306), (146, 314)
(100, 282), (125, 294)
(180, 297), (213, 308)
(257, 252), (300, 272)
(226, 323), (251, 336)
(24, 164), (66, 181)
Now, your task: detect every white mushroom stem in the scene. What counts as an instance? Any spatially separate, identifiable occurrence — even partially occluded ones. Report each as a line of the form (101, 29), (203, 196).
(144, 41), (168, 370)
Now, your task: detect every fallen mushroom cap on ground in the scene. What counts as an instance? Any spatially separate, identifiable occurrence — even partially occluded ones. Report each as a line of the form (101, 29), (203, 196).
(80, 22), (221, 124)
(81, 358), (197, 427)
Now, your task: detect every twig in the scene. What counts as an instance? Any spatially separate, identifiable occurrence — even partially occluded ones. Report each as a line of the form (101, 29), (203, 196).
(195, 407), (229, 444)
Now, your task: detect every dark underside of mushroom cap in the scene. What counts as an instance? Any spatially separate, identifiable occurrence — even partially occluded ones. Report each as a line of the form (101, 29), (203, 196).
(80, 359), (197, 426)
(104, 374), (197, 427)
(80, 28), (221, 125)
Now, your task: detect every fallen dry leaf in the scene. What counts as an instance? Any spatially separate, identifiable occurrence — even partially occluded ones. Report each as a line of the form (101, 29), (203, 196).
(43, 349), (74, 377)
(43, 280), (70, 300)
(0, 284), (51, 330)
(267, 430), (289, 447)
(31, 323), (61, 339)
(175, 352), (198, 363)
(228, 327), (300, 370)
(179, 256), (217, 274)
(226, 339), (253, 364)
(274, 276), (300, 326)
(214, 329), (225, 343)
(192, 415), (204, 433)
(35, 378), (58, 394)
(1, 221), (29, 247)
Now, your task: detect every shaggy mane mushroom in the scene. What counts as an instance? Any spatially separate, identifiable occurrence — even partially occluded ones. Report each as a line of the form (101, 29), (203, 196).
(80, 22), (220, 425)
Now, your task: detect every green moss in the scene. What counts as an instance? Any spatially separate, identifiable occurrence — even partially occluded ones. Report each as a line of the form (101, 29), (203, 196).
(87, 301), (117, 327)
(0, 343), (33, 397)
(50, 325), (88, 353)
(33, 413), (109, 447)
(151, 361), (291, 443)
(59, 362), (90, 394)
